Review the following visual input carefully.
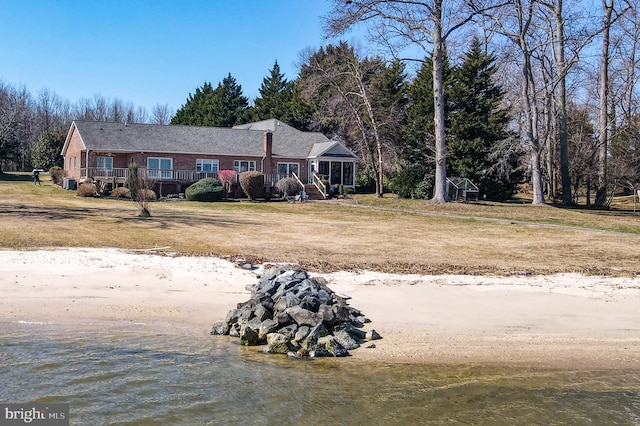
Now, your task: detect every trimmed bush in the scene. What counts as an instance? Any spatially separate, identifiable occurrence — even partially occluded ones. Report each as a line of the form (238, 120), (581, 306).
(111, 187), (131, 198)
(49, 166), (65, 185)
(77, 182), (98, 197)
(185, 177), (225, 202)
(239, 171), (264, 200)
(275, 177), (302, 196)
(139, 188), (157, 201)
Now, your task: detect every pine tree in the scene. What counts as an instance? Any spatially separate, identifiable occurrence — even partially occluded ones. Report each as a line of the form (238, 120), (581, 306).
(171, 82), (216, 126)
(403, 54), (453, 166)
(251, 61), (312, 130)
(171, 75), (249, 127)
(213, 74), (249, 127)
(447, 38), (517, 200)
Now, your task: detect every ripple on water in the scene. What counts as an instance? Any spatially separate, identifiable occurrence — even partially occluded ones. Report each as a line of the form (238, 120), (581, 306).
(0, 320), (639, 425)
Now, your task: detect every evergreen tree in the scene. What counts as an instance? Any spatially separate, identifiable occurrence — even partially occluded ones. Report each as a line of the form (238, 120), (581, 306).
(250, 61), (312, 130)
(403, 54), (453, 166)
(213, 73), (249, 127)
(447, 38), (517, 200)
(171, 82), (217, 126)
(31, 130), (65, 169)
(171, 74), (249, 127)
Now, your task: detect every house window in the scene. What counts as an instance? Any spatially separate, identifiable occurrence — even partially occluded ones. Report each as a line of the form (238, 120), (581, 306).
(147, 157), (173, 179)
(196, 159), (219, 173)
(343, 162), (354, 186)
(97, 156), (113, 170)
(277, 162), (300, 178)
(234, 160), (256, 173)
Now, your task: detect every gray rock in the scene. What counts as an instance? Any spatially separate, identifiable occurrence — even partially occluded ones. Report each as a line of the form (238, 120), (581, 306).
(285, 305), (322, 327)
(265, 333), (295, 354)
(274, 311), (293, 327)
(274, 292), (301, 312)
(316, 335), (349, 357)
(210, 320), (229, 335)
(293, 325), (310, 343)
(240, 317), (262, 345)
(278, 323), (298, 339)
(301, 322), (328, 351)
(333, 329), (360, 350)
(366, 329), (382, 341)
(258, 319), (279, 340)
(253, 304), (272, 322)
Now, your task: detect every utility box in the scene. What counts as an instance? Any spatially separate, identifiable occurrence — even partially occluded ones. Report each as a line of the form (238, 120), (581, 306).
(62, 177), (77, 190)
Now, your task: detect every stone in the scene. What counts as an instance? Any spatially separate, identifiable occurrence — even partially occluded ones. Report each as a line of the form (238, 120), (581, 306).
(274, 292), (301, 312)
(274, 311), (294, 327)
(366, 330), (382, 341)
(278, 323), (299, 339)
(258, 319), (279, 340)
(210, 320), (229, 335)
(285, 305), (322, 327)
(300, 295), (321, 312)
(265, 333), (295, 354)
(253, 304), (272, 322)
(333, 329), (360, 350)
(211, 266), (381, 359)
(317, 335), (349, 357)
(302, 322), (328, 351)
(240, 317), (262, 345)
(293, 325), (310, 343)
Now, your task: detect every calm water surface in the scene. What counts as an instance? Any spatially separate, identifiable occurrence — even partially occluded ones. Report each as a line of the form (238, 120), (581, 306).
(1, 320), (639, 425)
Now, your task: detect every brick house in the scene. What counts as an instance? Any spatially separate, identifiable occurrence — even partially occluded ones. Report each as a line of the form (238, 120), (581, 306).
(61, 119), (358, 197)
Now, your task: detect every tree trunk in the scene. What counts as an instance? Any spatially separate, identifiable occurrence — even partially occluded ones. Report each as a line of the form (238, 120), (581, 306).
(596, 0), (613, 206)
(429, 0), (448, 203)
(521, 33), (545, 205)
(553, 0), (573, 206)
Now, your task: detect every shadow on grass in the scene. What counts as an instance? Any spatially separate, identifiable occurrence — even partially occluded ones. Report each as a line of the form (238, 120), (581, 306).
(0, 203), (251, 229)
(0, 172), (33, 182)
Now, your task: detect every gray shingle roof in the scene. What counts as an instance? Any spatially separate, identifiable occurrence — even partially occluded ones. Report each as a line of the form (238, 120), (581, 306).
(69, 120), (336, 159)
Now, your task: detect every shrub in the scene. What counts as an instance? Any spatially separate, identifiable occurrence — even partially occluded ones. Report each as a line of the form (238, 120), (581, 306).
(77, 182), (98, 197)
(111, 187), (131, 198)
(275, 177), (302, 196)
(185, 177), (225, 201)
(48, 166), (65, 185)
(139, 188), (157, 201)
(239, 171), (264, 200)
(391, 165), (434, 199)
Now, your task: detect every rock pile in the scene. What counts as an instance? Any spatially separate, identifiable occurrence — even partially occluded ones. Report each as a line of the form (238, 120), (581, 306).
(211, 265), (381, 357)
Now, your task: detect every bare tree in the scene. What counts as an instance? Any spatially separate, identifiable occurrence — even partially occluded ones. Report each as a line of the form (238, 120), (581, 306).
(298, 43), (390, 197)
(151, 103), (173, 125)
(324, 0), (483, 203)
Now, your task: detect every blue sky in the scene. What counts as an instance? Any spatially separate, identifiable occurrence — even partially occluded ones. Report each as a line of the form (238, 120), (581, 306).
(0, 0), (340, 113)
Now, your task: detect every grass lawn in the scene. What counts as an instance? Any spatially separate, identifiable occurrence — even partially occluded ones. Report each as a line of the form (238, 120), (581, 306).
(1, 172), (639, 276)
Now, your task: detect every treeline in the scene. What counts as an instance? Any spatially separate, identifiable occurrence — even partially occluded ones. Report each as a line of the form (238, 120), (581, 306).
(2, 0), (640, 205)
(0, 82), (176, 172)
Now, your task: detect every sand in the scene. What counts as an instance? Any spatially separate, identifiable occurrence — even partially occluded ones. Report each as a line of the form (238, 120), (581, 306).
(1, 248), (639, 369)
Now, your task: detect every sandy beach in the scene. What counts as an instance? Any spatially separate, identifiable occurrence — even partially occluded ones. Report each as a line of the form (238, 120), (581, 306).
(1, 248), (639, 369)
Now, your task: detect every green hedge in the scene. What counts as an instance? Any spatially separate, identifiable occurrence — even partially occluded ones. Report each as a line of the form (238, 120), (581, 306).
(185, 177), (225, 202)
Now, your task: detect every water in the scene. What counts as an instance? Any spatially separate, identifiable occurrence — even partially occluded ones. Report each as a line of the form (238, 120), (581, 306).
(1, 320), (639, 425)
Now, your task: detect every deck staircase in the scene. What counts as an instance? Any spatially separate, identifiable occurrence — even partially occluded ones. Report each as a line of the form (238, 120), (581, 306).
(304, 184), (325, 201)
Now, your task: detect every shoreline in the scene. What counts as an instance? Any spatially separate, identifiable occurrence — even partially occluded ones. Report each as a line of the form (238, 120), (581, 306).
(2, 247), (639, 369)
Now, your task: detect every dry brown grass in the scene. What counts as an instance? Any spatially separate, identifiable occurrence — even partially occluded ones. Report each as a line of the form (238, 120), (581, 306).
(1, 172), (639, 276)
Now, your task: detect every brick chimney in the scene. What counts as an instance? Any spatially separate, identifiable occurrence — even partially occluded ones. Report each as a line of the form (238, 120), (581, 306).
(263, 131), (273, 158)
(263, 131), (273, 174)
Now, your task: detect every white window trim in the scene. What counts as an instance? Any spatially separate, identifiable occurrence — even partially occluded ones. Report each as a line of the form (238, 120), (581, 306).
(234, 160), (256, 173)
(147, 157), (173, 179)
(277, 162), (300, 177)
(196, 158), (219, 173)
(97, 156), (113, 169)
